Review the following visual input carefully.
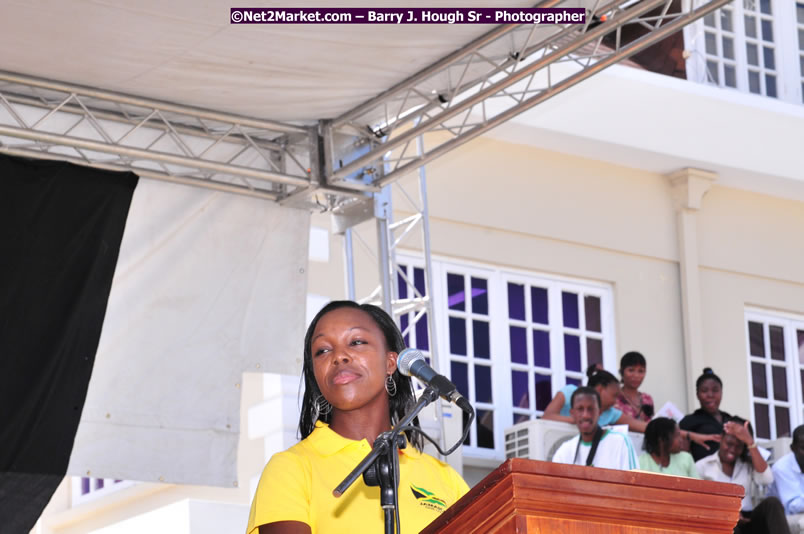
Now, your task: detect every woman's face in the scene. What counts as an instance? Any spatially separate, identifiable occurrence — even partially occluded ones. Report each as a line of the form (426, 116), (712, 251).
(310, 307), (396, 414)
(718, 433), (744, 466)
(596, 382), (621, 410)
(622, 364), (646, 390)
(697, 378), (723, 414)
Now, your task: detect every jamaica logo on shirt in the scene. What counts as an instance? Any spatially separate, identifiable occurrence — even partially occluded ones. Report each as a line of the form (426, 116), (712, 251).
(410, 483), (447, 512)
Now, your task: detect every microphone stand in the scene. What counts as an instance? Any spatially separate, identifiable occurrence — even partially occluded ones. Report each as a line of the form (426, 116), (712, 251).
(333, 385), (440, 534)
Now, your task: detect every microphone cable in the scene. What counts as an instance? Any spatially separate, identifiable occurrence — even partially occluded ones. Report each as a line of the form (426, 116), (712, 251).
(396, 404), (475, 457)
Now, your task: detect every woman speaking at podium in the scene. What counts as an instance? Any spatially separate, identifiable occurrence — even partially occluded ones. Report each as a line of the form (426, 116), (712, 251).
(247, 300), (469, 534)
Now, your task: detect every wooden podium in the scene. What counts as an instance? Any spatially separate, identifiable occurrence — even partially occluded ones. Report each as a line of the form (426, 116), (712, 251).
(422, 459), (743, 533)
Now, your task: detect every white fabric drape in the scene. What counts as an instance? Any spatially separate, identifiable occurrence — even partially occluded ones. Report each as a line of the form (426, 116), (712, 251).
(67, 179), (309, 486)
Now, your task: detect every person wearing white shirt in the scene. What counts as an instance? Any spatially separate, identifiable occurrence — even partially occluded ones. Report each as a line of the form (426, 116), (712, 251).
(551, 386), (638, 471)
(695, 416), (788, 534)
(768, 425), (804, 534)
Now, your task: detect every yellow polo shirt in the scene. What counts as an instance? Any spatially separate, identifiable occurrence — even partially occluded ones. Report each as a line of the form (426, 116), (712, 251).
(247, 421), (469, 534)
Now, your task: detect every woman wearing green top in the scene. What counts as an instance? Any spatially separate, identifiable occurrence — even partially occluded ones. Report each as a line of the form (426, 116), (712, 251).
(638, 417), (700, 478)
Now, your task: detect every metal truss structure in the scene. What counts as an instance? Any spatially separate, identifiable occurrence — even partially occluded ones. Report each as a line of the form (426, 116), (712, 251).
(0, 71), (324, 202)
(1, 0), (731, 209)
(0, 0), (732, 362)
(323, 0), (732, 382)
(322, 0), (733, 198)
(333, 152), (450, 449)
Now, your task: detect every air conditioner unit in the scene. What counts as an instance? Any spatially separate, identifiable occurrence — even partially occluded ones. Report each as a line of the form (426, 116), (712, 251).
(504, 419), (644, 462)
(417, 399), (464, 476)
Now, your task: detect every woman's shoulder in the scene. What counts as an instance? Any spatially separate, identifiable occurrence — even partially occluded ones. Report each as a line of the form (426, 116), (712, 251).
(672, 450), (695, 464)
(639, 392), (654, 404)
(613, 394), (635, 415)
(638, 451), (658, 469)
(599, 406), (622, 426)
(253, 441), (315, 506)
(262, 436), (319, 475)
(679, 410), (703, 428)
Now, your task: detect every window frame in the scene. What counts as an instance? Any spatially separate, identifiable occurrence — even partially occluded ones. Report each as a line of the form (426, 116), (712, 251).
(685, 0), (803, 104)
(795, 2), (804, 104)
(432, 259), (501, 461)
(501, 270), (617, 424)
(744, 308), (804, 440)
(70, 476), (135, 506)
(397, 252), (617, 462)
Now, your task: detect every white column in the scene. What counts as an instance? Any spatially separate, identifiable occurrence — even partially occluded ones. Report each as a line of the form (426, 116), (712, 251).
(247, 374), (302, 497)
(667, 168), (717, 411)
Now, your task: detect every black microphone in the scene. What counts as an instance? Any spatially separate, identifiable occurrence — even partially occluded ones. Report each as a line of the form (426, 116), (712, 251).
(397, 348), (473, 413)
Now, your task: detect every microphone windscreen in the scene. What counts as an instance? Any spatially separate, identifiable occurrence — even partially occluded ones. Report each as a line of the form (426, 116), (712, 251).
(397, 348), (425, 377)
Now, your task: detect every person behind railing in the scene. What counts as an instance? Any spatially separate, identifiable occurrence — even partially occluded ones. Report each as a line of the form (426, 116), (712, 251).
(551, 386), (638, 470)
(615, 351), (654, 423)
(543, 365), (718, 451)
(768, 424), (804, 534)
(638, 417), (699, 478)
(246, 301), (469, 534)
(543, 365), (632, 428)
(680, 368), (732, 461)
(695, 416), (789, 534)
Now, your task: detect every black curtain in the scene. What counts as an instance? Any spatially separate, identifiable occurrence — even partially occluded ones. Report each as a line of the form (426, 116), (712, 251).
(0, 154), (138, 532)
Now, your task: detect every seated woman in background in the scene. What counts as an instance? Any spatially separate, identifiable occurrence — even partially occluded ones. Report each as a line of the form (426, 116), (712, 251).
(552, 386), (638, 470)
(696, 416), (789, 534)
(543, 366), (718, 451)
(680, 368), (732, 461)
(615, 351), (655, 423)
(638, 417), (699, 478)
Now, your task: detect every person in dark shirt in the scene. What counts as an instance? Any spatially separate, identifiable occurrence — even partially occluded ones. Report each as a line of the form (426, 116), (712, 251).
(680, 368), (731, 461)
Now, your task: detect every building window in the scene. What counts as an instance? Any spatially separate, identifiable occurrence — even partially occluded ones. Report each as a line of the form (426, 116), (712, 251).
(745, 310), (804, 440)
(507, 280), (554, 426)
(506, 274), (609, 427)
(702, 3), (739, 88)
(397, 264), (430, 354)
(797, 2), (804, 103)
(444, 269), (495, 451)
(398, 255), (616, 460)
(71, 477), (132, 506)
(743, 0), (778, 96)
(687, 0), (804, 103)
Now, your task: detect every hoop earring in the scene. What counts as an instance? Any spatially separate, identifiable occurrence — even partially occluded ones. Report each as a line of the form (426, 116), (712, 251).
(313, 394), (332, 420)
(385, 375), (397, 397)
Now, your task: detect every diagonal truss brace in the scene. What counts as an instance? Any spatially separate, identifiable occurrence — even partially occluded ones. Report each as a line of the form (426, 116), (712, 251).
(324, 0), (733, 194)
(0, 71), (330, 202)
